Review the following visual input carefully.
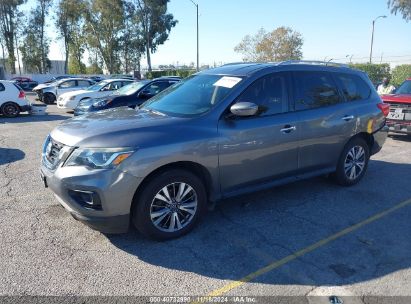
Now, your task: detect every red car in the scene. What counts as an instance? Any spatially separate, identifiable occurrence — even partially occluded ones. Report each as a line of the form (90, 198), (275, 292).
(10, 76), (33, 83)
(381, 78), (411, 135)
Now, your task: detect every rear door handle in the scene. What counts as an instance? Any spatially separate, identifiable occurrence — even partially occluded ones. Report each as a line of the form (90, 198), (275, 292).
(342, 115), (355, 121)
(280, 125), (297, 133)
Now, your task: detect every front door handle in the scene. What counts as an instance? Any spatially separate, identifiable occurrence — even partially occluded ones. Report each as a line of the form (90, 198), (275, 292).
(281, 125), (297, 133)
(342, 115), (355, 121)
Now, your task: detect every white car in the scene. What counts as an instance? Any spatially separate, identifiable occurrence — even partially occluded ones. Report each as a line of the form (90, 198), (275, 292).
(33, 78), (95, 104)
(0, 80), (31, 118)
(57, 79), (134, 110)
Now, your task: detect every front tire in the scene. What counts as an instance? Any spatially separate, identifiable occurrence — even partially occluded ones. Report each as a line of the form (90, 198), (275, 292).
(1, 102), (20, 118)
(334, 137), (370, 186)
(132, 169), (207, 240)
(43, 93), (56, 104)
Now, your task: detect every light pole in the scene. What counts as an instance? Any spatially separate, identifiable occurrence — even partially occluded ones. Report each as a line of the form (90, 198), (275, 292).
(369, 15), (386, 63)
(189, 0), (199, 72)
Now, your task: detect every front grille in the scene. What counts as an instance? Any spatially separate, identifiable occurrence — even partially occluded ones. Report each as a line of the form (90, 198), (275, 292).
(43, 137), (69, 170)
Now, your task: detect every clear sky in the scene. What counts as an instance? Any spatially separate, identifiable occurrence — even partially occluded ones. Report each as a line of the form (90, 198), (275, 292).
(43, 0), (411, 67)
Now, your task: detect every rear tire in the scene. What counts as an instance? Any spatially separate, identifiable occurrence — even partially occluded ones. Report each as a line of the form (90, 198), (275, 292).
(1, 102), (20, 118)
(43, 93), (56, 105)
(334, 137), (370, 186)
(132, 169), (207, 240)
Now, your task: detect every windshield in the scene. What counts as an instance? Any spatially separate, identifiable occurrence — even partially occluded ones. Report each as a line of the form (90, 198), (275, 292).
(395, 80), (411, 94)
(87, 81), (110, 91)
(141, 74), (243, 117)
(116, 81), (148, 95)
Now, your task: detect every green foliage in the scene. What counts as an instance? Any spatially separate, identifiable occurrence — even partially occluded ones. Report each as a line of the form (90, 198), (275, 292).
(388, 0), (411, 21)
(145, 69), (196, 79)
(68, 52), (86, 74)
(86, 63), (103, 74)
(135, 0), (178, 71)
(349, 63), (391, 84)
(235, 27), (303, 62)
(391, 64), (411, 87)
(0, 0), (26, 73)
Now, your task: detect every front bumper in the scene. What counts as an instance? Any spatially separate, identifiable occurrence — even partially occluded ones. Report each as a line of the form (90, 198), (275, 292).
(40, 162), (142, 234)
(386, 120), (411, 135)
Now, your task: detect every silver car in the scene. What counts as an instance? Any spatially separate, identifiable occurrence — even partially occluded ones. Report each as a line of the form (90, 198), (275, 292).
(40, 61), (389, 240)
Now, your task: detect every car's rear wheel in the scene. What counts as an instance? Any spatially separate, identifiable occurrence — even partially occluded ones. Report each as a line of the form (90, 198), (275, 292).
(43, 93), (56, 104)
(334, 137), (370, 186)
(1, 102), (20, 118)
(132, 169), (207, 240)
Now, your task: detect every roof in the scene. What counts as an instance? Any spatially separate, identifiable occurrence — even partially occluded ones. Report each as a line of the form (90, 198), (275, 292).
(203, 61), (356, 77)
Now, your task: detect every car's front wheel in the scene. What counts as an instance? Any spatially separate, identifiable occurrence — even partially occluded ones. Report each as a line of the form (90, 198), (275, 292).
(132, 169), (207, 240)
(334, 137), (370, 186)
(43, 93), (56, 104)
(1, 102), (20, 118)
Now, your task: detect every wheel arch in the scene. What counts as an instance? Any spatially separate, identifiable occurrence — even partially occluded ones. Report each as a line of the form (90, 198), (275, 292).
(131, 161), (215, 212)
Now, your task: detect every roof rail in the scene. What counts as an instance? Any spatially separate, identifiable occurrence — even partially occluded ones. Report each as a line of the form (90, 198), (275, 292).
(278, 60), (349, 68)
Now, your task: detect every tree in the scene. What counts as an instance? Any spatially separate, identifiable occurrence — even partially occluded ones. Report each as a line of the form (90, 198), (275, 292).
(55, 0), (87, 74)
(20, 3), (52, 73)
(84, 0), (125, 74)
(388, 0), (411, 21)
(121, 0), (144, 73)
(391, 64), (411, 86)
(134, 0), (177, 71)
(349, 63), (391, 84)
(235, 27), (303, 62)
(0, 0), (26, 74)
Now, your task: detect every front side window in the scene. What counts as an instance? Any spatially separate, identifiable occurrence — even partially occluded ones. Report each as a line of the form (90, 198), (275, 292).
(107, 81), (123, 91)
(237, 73), (288, 116)
(142, 74), (243, 117)
(59, 80), (76, 88)
(395, 80), (411, 94)
(145, 81), (172, 95)
(0, 83), (5, 92)
(294, 72), (341, 110)
(336, 73), (371, 101)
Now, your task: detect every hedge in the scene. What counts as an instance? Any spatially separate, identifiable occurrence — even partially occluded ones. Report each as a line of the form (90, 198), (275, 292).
(391, 64), (411, 87)
(146, 69), (197, 79)
(349, 63), (391, 84)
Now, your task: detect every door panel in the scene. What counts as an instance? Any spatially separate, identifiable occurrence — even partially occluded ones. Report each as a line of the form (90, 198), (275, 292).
(292, 71), (357, 171)
(218, 113), (300, 193)
(218, 72), (299, 193)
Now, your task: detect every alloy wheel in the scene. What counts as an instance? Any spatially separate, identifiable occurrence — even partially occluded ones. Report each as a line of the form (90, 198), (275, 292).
(344, 145), (366, 180)
(150, 182), (198, 232)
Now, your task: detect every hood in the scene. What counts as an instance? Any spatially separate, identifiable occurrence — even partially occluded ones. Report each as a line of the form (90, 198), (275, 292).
(33, 83), (53, 91)
(50, 107), (184, 148)
(381, 94), (411, 104)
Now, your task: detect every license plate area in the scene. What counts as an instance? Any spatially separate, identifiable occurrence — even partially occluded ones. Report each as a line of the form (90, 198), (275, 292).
(387, 110), (405, 120)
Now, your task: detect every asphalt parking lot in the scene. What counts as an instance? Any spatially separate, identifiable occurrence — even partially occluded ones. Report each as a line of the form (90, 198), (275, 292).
(0, 94), (410, 303)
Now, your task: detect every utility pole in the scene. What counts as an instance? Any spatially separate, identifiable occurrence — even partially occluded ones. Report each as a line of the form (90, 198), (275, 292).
(189, 0), (199, 72)
(370, 15), (386, 63)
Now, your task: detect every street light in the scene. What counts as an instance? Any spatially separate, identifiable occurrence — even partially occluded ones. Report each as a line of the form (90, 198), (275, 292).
(369, 15), (387, 63)
(189, 0), (199, 72)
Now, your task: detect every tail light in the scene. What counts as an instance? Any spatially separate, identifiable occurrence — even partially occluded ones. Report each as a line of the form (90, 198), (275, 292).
(377, 103), (390, 117)
(18, 90), (25, 99)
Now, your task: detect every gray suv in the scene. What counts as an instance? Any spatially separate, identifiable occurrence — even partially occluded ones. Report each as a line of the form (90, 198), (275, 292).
(40, 61), (389, 240)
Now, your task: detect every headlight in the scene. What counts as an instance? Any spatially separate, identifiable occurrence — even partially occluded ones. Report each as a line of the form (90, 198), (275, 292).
(65, 148), (134, 169)
(93, 99), (112, 108)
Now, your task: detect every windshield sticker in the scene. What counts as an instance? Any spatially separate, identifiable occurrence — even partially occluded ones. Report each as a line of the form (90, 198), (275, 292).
(213, 76), (242, 89)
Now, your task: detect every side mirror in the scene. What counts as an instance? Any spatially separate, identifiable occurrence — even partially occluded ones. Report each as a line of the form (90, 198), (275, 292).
(230, 102), (259, 117)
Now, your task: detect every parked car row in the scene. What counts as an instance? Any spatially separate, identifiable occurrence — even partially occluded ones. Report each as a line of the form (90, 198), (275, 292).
(381, 77), (411, 135)
(40, 61), (390, 240)
(0, 80), (31, 117)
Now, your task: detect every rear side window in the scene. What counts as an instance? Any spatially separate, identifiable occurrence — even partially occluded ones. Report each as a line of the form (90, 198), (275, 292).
(237, 72), (288, 116)
(59, 80), (76, 88)
(293, 72), (341, 110)
(335, 73), (371, 101)
(78, 80), (93, 87)
(0, 83), (5, 91)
